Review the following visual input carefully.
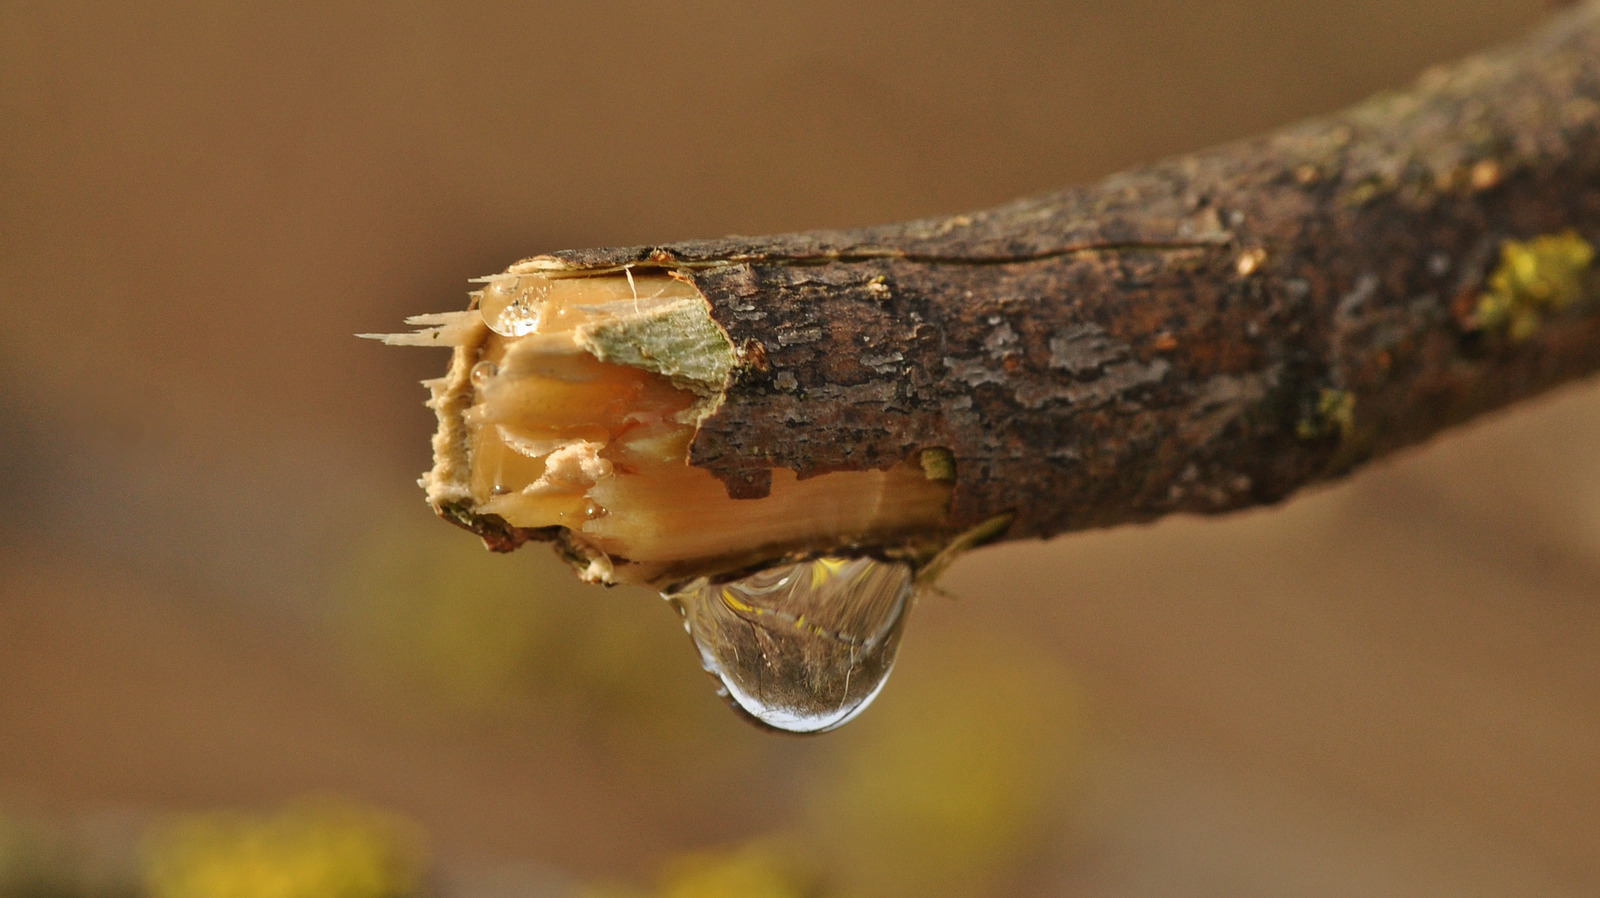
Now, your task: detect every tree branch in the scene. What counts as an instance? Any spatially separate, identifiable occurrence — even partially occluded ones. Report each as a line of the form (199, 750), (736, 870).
(392, 1), (1600, 586)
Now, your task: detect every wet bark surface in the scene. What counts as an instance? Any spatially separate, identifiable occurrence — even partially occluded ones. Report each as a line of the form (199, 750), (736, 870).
(524, 2), (1600, 544)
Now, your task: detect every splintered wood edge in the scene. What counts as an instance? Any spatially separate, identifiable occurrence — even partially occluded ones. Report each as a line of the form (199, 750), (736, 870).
(375, 266), (960, 588)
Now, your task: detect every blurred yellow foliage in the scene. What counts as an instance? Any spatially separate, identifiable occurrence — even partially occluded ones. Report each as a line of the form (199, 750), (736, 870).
(655, 844), (810, 898)
(801, 632), (1083, 898)
(575, 629), (1085, 898)
(333, 515), (563, 713)
(583, 842), (811, 898)
(339, 516), (1086, 898)
(141, 799), (425, 898)
(330, 513), (747, 765)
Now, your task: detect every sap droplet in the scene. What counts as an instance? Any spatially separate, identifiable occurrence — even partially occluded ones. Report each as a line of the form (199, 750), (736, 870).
(469, 360), (498, 389)
(664, 556), (914, 734)
(480, 276), (545, 336)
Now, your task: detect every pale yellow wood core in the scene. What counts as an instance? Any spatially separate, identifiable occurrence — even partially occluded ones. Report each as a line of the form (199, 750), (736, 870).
(384, 269), (953, 586)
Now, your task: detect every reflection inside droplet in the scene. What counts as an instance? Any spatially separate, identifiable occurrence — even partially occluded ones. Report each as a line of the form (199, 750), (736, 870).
(663, 556), (915, 734)
(480, 276), (545, 336)
(469, 360), (498, 389)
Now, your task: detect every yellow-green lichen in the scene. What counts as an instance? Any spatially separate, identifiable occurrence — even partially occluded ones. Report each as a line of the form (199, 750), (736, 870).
(1340, 178), (1389, 207)
(577, 298), (737, 393)
(1476, 231), (1595, 341)
(918, 447), (956, 482)
(1296, 388), (1356, 440)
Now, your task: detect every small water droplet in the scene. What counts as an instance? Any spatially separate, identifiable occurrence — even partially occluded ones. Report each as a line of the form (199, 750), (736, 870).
(469, 360), (498, 389)
(664, 555), (914, 733)
(480, 277), (546, 336)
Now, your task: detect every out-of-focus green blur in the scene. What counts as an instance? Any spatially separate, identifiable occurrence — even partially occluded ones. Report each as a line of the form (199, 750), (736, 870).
(3, 2), (1599, 896)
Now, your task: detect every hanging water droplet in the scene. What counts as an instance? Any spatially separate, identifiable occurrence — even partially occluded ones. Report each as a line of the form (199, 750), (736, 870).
(480, 276), (546, 336)
(469, 360), (498, 390)
(663, 555), (914, 734)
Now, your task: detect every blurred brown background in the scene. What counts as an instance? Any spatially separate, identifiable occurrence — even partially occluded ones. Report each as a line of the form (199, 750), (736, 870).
(2, 1), (1598, 896)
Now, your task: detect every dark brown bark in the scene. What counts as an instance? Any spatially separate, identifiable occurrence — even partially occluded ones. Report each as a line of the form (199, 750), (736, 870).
(515, 2), (1600, 546)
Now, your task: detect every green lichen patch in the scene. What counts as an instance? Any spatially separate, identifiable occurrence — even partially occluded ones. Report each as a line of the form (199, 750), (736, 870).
(575, 297), (737, 393)
(918, 447), (957, 482)
(1475, 231), (1595, 341)
(1296, 388), (1357, 440)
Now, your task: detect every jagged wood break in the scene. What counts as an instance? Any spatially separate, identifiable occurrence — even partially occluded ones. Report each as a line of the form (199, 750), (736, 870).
(380, 272), (955, 587)
(380, 1), (1600, 589)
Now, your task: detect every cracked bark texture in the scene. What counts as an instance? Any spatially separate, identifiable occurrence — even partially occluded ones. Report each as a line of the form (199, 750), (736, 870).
(513, 1), (1600, 546)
